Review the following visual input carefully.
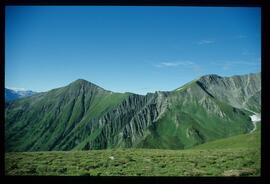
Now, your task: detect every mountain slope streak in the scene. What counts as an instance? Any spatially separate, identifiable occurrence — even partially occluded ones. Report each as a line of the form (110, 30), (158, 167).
(5, 73), (261, 151)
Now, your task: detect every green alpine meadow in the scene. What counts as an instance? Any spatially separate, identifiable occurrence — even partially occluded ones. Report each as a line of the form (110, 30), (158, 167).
(5, 72), (261, 176)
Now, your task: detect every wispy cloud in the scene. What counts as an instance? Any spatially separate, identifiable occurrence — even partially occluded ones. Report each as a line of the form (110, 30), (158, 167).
(154, 60), (203, 73)
(196, 40), (215, 45)
(154, 60), (194, 68)
(159, 62), (181, 67)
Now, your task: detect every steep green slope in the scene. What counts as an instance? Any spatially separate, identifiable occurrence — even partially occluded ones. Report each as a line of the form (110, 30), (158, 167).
(5, 73), (261, 151)
(75, 73), (259, 150)
(5, 79), (130, 151)
(75, 92), (168, 150)
(138, 80), (254, 149)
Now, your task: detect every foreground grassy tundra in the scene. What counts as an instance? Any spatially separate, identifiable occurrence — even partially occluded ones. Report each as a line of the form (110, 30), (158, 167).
(5, 130), (260, 176)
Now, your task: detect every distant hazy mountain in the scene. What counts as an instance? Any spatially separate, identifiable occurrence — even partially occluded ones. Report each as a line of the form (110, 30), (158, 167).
(5, 88), (37, 101)
(5, 73), (261, 152)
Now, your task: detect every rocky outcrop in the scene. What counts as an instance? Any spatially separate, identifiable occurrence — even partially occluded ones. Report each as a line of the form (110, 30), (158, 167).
(197, 73), (261, 112)
(83, 92), (169, 149)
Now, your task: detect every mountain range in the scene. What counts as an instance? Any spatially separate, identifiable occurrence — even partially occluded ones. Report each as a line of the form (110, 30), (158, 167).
(5, 88), (37, 101)
(5, 72), (261, 152)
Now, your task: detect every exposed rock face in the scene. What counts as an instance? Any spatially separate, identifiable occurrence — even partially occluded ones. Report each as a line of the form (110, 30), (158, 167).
(83, 92), (169, 150)
(197, 73), (261, 112)
(5, 73), (261, 151)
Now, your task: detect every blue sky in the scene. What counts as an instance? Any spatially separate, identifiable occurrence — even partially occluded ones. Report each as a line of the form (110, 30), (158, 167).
(5, 6), (261, 94)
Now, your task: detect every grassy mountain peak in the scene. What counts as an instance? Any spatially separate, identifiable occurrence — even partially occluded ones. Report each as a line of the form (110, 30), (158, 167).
(68, 79), (107, 91)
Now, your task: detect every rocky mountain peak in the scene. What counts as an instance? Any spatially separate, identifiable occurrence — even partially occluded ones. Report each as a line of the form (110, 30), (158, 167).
(198, 74), (222, 84)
